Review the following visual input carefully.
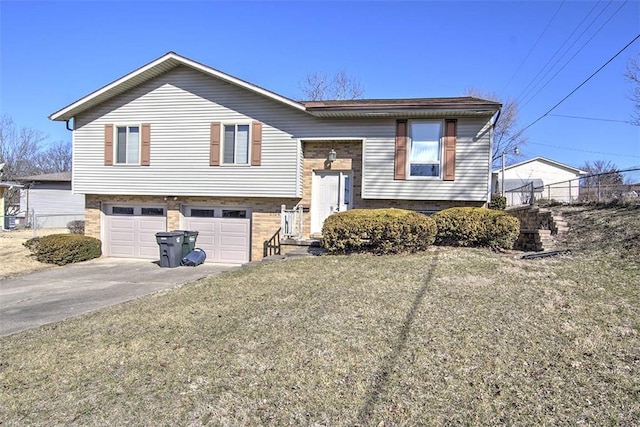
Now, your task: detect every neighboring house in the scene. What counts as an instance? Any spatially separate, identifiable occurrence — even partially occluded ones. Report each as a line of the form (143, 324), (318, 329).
(1, 181), (23, 230)
(49, 52), (501, 263)
(17, 172), (85, 229)
(492, 157), (587, 206)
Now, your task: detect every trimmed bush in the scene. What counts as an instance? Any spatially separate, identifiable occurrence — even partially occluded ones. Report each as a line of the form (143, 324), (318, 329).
(67, 220), (85, 234)
(489, 194), (507, 210)
(24, 234), (102, 266)
(23, 237), (41, 252)
(433, 207), (520, 249)
(322, 208), (437, 255)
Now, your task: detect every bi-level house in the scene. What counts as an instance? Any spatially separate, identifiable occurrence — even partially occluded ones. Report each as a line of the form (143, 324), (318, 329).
(49, 52), (501, 264)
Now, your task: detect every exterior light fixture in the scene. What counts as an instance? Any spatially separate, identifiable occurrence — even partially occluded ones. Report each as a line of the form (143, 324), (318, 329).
(328, 148), (337, 163)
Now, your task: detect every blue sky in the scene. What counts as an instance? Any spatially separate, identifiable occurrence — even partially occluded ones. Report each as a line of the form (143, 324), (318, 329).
(1, 0), (639, 174)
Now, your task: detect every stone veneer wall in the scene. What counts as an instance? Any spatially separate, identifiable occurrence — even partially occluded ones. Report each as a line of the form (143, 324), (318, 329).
(507, 205), (553, 230)
(85, 194), (298, 262)
(507, 205), (555, 251)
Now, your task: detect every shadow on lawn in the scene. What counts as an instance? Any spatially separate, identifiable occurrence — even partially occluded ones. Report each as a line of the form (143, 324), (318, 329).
(356, 250), (439, 424)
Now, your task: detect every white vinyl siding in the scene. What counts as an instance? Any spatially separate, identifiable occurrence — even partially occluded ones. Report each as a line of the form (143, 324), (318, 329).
(73, 66), (493, 202)
(362, 118), (492, 201)
(494, 159), (585, 204)
(73, 67), (303, 198)
(19, 183), (85, 228)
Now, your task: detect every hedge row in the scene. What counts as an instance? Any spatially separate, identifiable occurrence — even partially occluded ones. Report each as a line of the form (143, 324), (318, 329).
(322, 207), (520, 254)
(24, 234), (102, 266)
(432, 207), (520, 249)
(322, 208), (437, 255)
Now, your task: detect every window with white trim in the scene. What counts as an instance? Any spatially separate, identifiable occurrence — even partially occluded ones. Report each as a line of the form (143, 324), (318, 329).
(223, 124), (250, 164)
(409, 121), (442, 177)
(116, 126), (140, 164)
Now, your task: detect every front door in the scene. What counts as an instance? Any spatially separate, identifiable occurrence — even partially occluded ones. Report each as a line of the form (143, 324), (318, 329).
(311, 171), (352, 234)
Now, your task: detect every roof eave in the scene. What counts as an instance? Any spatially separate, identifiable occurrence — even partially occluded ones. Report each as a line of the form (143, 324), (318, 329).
(49, 52), (306, 122)
(493, 157), (588, 175)
(306, 108), (500, 118)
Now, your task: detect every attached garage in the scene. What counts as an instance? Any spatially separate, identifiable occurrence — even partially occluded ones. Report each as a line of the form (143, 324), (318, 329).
(104, 205), (166, 259)
(182, 206), (251, 264)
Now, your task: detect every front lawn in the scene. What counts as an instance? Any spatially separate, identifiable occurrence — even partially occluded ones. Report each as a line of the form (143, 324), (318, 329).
(1, 242), (638, 425)
(0, 229), (66, 279)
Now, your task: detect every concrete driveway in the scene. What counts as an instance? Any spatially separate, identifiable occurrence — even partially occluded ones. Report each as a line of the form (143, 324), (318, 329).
(0, 258), (240, 337)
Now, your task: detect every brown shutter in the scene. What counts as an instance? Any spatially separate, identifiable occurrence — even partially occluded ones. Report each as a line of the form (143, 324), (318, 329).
(104, 124), (113, 166)
(443, 119), (457, 181)
(141, 123), (151, 166)
(210, 122), (221, 166)
(394, 120), (407, 180)
(251, 121), (262, 166)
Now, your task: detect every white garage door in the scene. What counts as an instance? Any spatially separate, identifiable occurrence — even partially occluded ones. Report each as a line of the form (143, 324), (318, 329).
(104, 205), (166, 259)
(182, 207), (250, 264)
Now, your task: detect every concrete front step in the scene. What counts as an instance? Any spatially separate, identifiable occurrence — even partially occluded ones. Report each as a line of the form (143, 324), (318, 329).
(262, 239), (326, 262)
(281, 238), (322, 247)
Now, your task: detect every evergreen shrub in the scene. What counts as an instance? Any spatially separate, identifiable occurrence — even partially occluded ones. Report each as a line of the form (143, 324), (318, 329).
(24, 234), (102, 266)
(433, 207), (520, 249)
(322, 208), (437, 255)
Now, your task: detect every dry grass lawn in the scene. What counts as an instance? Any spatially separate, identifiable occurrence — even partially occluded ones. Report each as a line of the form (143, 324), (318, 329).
(0, 206), (638, 425)
(0, 228), (68, 278)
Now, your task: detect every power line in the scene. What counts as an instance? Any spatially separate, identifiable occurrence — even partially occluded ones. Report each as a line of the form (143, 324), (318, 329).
(547, 114), (632, 124)
(502, 1), (565, 92)
(520, 0), (628, 109)
(515, 0), (603, 104)
(505, 33), (640, 144)
(526, 140), (640, 158)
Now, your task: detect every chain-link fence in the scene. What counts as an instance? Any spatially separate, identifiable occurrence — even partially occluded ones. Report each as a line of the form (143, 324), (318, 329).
(2, 209), (84, 234)
(504, 167), (640, 207)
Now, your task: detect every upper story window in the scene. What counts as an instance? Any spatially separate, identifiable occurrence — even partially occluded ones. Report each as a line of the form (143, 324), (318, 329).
(409, 121), (442, 177)
(223, 124), (250, 164)
(116, 125), (140, 164)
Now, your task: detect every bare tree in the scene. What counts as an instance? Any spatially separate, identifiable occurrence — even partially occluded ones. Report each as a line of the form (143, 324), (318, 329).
(579, 160), (624, 201)
(0, 115), (71, 213)
(580, 160), (623, 184)
(0, 115), (47, 180)
(299, 69), (364, 101)
(625, 51), (640, 126)
(464, 87), (527, 167)
(34, 141), (72, 174)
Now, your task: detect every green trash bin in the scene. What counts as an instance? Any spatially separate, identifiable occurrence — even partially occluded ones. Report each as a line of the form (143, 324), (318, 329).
(174, 230), (199, 258)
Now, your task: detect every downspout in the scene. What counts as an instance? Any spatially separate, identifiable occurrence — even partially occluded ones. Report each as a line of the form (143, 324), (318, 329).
(488, 108), (502, 204)
(65, 118), (73, 131)
(25, 184), (30, 227)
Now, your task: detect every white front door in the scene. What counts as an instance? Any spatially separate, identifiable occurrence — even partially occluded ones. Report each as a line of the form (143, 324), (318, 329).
(311, 171), (352, 234)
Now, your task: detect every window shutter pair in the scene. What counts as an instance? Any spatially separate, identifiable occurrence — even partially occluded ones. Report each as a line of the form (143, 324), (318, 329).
(209, 121), (262, 166)
(104, 124), (150, 166)
(394, 119), (456, 181)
